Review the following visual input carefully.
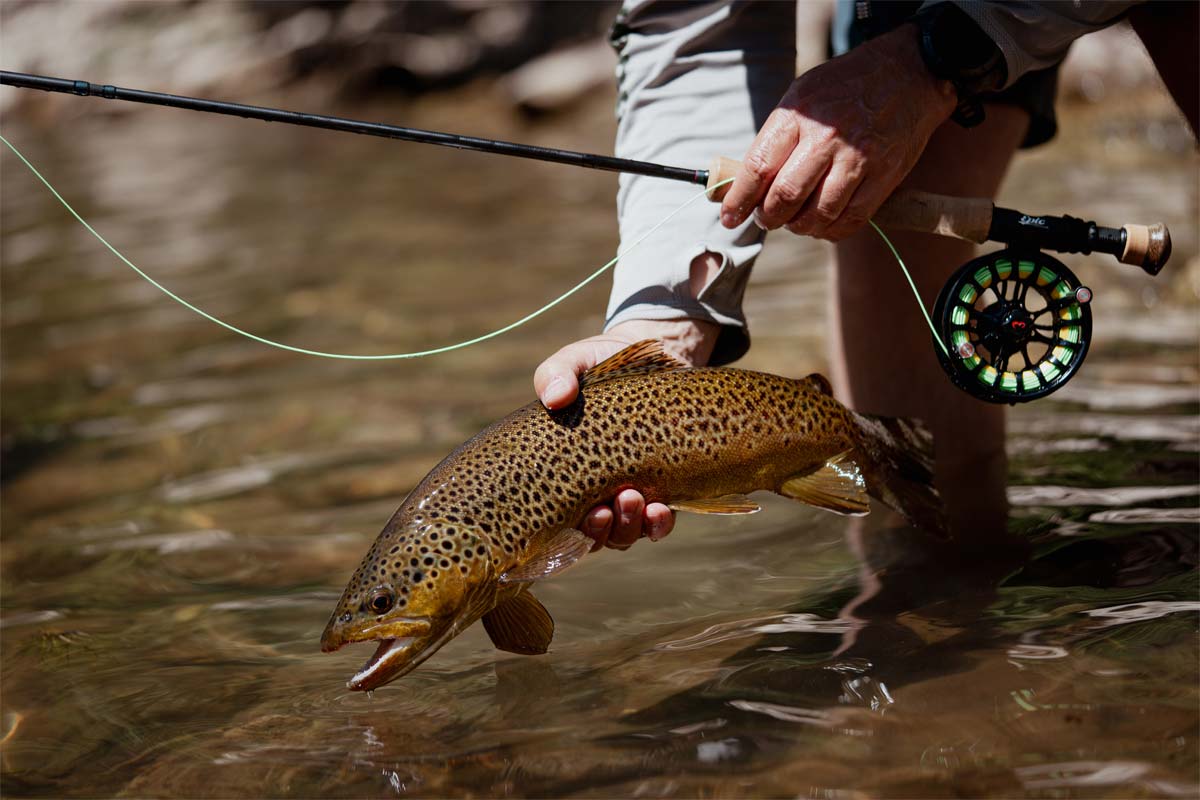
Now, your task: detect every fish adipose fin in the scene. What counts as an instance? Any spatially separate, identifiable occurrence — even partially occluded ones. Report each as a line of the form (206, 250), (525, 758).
(779, 451), (871, 515)
(482, 591), (554, 655)
(669, 494), (762, 515)
(852, 412), (948, 537)
(579, 340), (690, 388)
(800, 373), (834, 396)
(500, 528), (592, 584)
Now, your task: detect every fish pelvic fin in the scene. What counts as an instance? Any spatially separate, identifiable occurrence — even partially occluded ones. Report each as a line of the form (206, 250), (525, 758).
(779, 451), (871, 516)
(851, 412), (948, 537)
(579, 340), (690, 389)
(500, 528), (591, 584)
(669, 494), (762, 515)
(483, 590), (554, 655)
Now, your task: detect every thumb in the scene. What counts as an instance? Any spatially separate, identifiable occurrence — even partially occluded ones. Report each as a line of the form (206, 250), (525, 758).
(534, 346), (591, 409)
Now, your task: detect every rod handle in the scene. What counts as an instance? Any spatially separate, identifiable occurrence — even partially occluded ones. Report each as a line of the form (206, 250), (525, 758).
(871, 190), (993, 243)
(705, 157), (740, 198)
(1120, 222), (1171, 275)
(706, 157), (993, 241)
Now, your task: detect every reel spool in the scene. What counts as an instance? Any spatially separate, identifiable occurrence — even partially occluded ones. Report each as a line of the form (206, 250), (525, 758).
(932, 249), (1092, 404)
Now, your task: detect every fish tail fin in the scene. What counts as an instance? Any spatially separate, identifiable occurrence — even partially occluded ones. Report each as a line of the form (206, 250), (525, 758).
(852, 412), (948, 537)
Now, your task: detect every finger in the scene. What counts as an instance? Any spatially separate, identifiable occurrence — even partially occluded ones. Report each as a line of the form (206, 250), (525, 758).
(607, 489), (646, 549)
(644, 503), (675, 542)
(534, 346), (590, 410)
(719, 108), (800, 229)
(795, 168), (895, 242)
(582, 506), (613, 553)
(782, 157), (866, 239)
(754, 143), (836, 230)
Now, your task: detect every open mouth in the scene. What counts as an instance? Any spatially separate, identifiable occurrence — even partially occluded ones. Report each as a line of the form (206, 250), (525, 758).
(347, 637), (415, 691)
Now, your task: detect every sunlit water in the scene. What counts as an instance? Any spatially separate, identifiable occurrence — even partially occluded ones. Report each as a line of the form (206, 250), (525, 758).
(2, 81), (1197, 798)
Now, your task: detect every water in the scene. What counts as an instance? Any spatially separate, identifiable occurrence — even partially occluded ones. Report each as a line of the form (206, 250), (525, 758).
(2, 83), (1197, 797)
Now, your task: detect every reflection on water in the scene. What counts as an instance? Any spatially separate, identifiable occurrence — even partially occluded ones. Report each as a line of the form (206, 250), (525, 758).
(2, 79), (1197, 798)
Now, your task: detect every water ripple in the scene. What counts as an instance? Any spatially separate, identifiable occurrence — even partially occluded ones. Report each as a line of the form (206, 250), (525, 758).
(655, 613), (854, 652)
(1089, 508), (1200, 524)
(1083, 601), (1200, 628)
(1008, 484), (1197, 506)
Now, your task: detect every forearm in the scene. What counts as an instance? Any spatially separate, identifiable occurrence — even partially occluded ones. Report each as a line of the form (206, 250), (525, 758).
(606, 0), (796, 365)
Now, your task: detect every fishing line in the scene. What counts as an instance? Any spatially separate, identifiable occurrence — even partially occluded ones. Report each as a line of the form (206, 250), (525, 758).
(1, 133), (734, 361)
(868, 220), (949, 357)
(2, 132), (941, 360)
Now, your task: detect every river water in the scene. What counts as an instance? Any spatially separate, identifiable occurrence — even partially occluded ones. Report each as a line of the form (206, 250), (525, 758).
(2, 78), (1197, 797)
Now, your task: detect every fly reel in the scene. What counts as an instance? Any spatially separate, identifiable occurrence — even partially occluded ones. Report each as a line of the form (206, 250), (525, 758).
(866, 193), (1171, 405)
(932, 249), (1092, 404)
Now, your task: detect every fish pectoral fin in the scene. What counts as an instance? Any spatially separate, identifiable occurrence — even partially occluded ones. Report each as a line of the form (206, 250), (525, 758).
(578, 340), (690, 389)
(669, 494), (762, 515)
(482, 590), (554, 655)
(499, 528), (592, 584)
(779, 451), (870, 516)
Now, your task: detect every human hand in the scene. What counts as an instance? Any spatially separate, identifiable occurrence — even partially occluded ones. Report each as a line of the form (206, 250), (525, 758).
(534, 318), (718, 551)
(719, 23), (958, 241)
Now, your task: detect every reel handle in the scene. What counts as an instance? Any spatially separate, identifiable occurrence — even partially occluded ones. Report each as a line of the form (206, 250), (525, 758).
(705, 156), (1172, 275)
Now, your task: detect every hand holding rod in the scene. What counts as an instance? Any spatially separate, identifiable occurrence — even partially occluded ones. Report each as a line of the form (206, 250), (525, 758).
(705, 156), (1172, 275)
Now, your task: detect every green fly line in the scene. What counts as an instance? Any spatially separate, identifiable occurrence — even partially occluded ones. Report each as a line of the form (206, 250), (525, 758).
(1, 133), (944, 359)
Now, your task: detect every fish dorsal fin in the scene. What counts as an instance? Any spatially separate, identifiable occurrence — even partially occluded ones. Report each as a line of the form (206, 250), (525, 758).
(800, 373), (833, 396)
(579, 340), (690, 389)
(482, 590), (554, 655)
(500, 528), (592, 584)
(669, 494), (762, 515)
(779, 451), (870, 516)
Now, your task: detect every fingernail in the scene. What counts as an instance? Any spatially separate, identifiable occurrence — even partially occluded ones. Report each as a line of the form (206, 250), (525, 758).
(752, 208), (769, 230)
(543, 376), (567, 407)
(720, 211), (736, 227)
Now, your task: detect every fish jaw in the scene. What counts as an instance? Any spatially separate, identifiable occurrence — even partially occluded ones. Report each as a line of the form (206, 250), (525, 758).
(344, 617), (472, 691)
(322, 587), (498, 691)
(348, 636), (417, 691)
(320, 615), (438, 691)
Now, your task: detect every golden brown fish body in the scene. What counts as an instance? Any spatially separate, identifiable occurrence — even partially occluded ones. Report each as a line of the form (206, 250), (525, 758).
(321, 342), (941, 690)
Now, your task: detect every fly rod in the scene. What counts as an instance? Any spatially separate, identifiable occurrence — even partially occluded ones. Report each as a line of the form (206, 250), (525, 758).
(1, 69), (1174, 404)
(1, 70), (1168, 273)
(0, 70), (708, 185)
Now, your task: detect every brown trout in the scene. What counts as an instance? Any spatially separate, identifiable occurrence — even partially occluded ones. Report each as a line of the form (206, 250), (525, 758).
(321, 341), (944, 690)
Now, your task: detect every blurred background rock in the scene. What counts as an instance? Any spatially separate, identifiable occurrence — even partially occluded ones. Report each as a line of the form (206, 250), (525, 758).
(0, 1), (1171, 116)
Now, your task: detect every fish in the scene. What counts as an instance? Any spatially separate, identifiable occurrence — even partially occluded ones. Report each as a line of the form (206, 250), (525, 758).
(320, 340), (944, 690)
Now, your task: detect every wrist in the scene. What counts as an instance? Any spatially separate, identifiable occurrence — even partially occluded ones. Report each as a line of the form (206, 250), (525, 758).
(881, 23), (958, 127)
(912, 5), (1008, 128)
(608, 319), (718, 366)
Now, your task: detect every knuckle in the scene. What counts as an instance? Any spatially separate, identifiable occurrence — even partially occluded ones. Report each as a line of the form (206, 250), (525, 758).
(811, 202), (840, 227)
(743, 150), (774, 182)
(769, 177), (807, 208)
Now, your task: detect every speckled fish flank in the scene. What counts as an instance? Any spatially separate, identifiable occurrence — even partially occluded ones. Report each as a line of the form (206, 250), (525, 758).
(321, 341), (945, 690)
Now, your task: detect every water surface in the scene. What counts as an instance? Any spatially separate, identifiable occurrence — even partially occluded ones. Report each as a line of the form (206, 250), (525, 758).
(2, 82), (1197, 798)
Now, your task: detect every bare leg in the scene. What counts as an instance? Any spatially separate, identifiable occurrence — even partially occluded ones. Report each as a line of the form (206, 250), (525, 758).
(831, 105), (1030, 541)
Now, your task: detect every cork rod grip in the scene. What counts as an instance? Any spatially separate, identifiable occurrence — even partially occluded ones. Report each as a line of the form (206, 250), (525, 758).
(1120, 223), (1171, 275)
(705, 157), (994, 243)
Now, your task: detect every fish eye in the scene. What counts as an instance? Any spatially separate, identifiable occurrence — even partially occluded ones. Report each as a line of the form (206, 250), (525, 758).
(368, 590), (395, 615)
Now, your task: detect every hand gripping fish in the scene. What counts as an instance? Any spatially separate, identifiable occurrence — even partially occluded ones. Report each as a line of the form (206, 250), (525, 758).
(321, 341), (945, 690)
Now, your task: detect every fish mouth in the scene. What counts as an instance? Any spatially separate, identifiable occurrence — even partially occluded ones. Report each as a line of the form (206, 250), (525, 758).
(348, 637), (417, 692)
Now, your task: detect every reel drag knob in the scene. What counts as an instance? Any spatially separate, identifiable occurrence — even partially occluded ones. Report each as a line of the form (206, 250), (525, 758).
(932, 249), (1093, 404)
